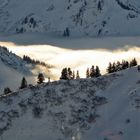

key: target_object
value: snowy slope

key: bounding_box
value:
[0,46,35,92]
[0,67,139,140]
[84,67,140,140]
[0,59,34,93]
[0,46,53,92]
[0,0,140,36]
[0,47,31,74]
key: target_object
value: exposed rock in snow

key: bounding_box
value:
[0,0,140,36]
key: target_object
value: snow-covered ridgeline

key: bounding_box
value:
[0,0,140,36]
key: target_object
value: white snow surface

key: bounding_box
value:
[0,67,140,140]
[0,46,36,93]
[0,0,140,36]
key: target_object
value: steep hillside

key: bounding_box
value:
[0,46,51,92]
[84,67,140,140]
[0,0,140,36]
[0,67,139,140]
[0,46,34,92]
[0,46,31,74]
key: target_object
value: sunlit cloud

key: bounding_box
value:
[0,41,140,80]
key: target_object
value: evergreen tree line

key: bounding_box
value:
[60,67,80,80]
[60,65,101,80]
[107,58,137,73]
[23,55,51,68]
[3,58,138,94]
[86,65,101,78]
[60,58,138,80]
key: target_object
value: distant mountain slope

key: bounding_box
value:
[0,0,140,36]
[0,46,31,74]
[0,67,140,140]
[0,59,34,93]
[0,46,51,92]
[0,46,34,92]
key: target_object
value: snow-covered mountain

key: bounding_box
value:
[0,46,34,92]
[0,67,140,140]
[0,46,51,93]
[0,0,140,36]
[0,47,31,74]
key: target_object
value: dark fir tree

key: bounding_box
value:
[72,70,75,79]
[125,61,129,68]
[116,61,121,71]
[20,77,27,89]
[130,58,137,67]
[60,68,68,80]
[112,62,116,72]
[86,68,90,78]
[66,27,70,37]
[121,60,125,70]
[90,65,95,77]
[63,27,70,37]
[133,58,137,66]
[68,67,73,79]
[107,62,112,73]
[37,73,45,84]
[95,66,101,77]
[76,70,80,79]
[98,1,103,11]
[122,60,127,70]
[4,87,12,94]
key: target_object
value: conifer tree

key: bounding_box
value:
[66,27,70,37]
[60,68,68,80]
[76,70,80,79]
[86,68,90,78]
[37,73,45,84]
[133,58,137,66]
[4,87,12,94]
[112,62,116,72]
[125,61,129,68]
[130,58,137,67]
[20,77,27,89]
[90,65,95,77]
[72,70,75,79]
[98,1,102,11]
[68,67,72,79]
[122,60,128,69]
[63,27,70,37]
[116,61,121,71]
[107,62,112,73]
[95,66,101,77]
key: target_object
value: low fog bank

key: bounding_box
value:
[0,42,139,79]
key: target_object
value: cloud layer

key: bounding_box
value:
[0,41,140,80]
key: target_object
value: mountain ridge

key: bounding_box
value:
[0,67,140,140]
[0,71,118,140]
[0,0,140,36]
